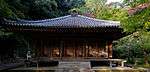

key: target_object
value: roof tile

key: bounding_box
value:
[3,15,120,28]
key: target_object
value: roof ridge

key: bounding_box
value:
[78,15,120,23]
[17,15,71,23]
[4,14,120,24]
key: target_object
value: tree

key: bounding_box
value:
[116,0,150,65]
[113,32,144,63]
[138,31,150,65]
[0,0,85,19]
[76,0,150,65]
[123,0,149,7]
[0,0,17,18]
[73,0,128,21]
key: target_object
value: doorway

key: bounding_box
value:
[63,40,85,58]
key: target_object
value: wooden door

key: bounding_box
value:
[75,43,85,58]
[64,41,75,58]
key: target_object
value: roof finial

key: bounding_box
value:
[71,9,78,17]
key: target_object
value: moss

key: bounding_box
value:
[94,69,147,72]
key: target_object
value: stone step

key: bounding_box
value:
[58,61,91,69]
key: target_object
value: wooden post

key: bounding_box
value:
[60,40,63,59]
[33,39,37,57]
[108,41,112,58]
[43,40,48,57]
[105,44,108,58]
[85,43,88,58]
[49,40,52,58]
[105,41,109,58]
[41,39,43,57]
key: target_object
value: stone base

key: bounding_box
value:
[58,61,91,69]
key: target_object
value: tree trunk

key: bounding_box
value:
[144,51,149,65]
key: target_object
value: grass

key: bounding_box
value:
[94,69,147,72]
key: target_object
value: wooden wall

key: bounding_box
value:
[31,38,112,59]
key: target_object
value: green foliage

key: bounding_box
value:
[30,0,59,19]
[75,0,150,33]
[120,1,150,65]
[124,0,149,7]
[139,32,150,51]
[74,0,128,22]
[0,0,85,19]
[121,7,150,33]
[113,32,144,59]
[75,0,150,64]
[114,31,150,64]
[0,0,16,18]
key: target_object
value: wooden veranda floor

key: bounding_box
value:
[49,58,124,62]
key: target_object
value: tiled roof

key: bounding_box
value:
[2,14,120,28]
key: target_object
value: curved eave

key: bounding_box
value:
[1,14,123,33]
[1,23,122,32]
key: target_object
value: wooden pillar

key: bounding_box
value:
[36,40,40,57]
[48,40,51,58]
[85,43,88,58]
[107,41,113,58]
[105,42,109,58]
[43,40,48,57]
[49,40,52,58]
[35,40,39,57]
[40,39,44,57]
[32,39,37,57]
[60,40,63,59]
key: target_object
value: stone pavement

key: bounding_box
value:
[56,61,92,72]
[10,61,149,72]
[12,61,93,72]
[0,63,24,70]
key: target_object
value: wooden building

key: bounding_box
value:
[1,14,123,60]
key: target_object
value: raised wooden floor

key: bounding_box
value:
[50,58,124,62]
